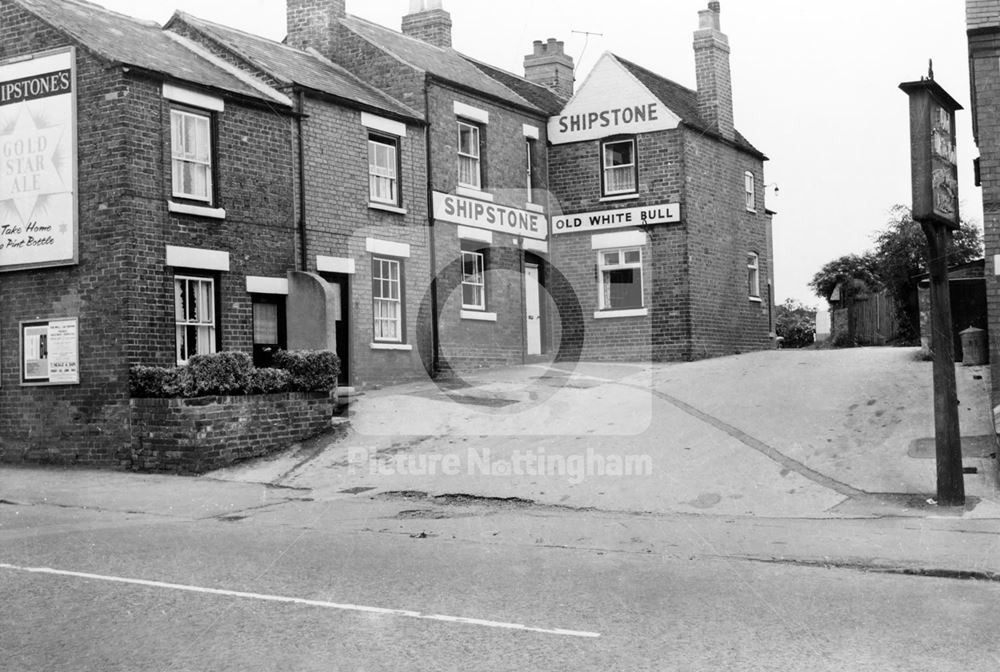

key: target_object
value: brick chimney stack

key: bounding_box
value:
[523,37,575,99]
[402,0,453,49]
[286,0,345,55]
[693,1,734,141]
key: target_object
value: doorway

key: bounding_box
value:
[525,262,542,356]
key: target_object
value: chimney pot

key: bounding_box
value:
[524,36,575,98]
[693,1,734,140]
[402,1,453,48]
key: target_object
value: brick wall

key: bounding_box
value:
[684,129,773,357]
[0,1,133,465]
[129,391,335,473]
[968,26,1000,402]
[968,0,1000,29]
[426,84,551,371]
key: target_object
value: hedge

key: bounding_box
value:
[129,350,339,398]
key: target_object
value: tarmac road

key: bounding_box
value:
[3,491,1000,671]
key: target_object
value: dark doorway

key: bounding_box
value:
[321,272,351,386]
[251,295,287,368]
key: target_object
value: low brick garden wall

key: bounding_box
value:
[129,391,336,473]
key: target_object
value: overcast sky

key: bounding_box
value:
[93,0,979,307]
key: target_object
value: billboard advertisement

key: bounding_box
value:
[0,47,77,271]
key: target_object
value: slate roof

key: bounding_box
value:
[615,54,766,159]
[338,15,542,115]
[462,56,567,116]
[169,12,422,121]
[12,0,278,104]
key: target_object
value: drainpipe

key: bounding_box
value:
[423,81,440,375]
[296,89,308,271]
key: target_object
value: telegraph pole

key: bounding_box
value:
[900,64,965,506]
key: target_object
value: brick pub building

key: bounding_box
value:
[547,3,775,361]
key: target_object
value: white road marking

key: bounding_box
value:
[0,562,600,639]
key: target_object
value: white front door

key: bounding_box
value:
[525,263,541,355]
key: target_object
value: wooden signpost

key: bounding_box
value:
[899,65,965,506]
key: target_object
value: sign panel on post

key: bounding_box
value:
[20,317,79,385]
[0,47,78,271]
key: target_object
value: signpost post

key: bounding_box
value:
[900,65,965,506]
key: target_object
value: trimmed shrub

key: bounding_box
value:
[272,350,340,392]
[248,367,293,394]
[187,351,254,396]
[130,365,193,398]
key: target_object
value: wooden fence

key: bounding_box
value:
[831,290,900,345]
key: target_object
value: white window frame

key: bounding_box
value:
[368,133,400,206]
[458,119,482,189]
[461,249,486,310]
[174,275,217,364]
[602,138,637,196]
[170,108,214,203]
[372,256,403,343]
[745,171,756,212]
[597,247,644,311]
[747,252,761,300]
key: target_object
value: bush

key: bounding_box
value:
[129,365,193,398]
[187,351,254,396]
[272,350,340,393]
[129,350,338,398]
[247,367,293,394]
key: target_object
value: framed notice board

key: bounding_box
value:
[20,317,79,385]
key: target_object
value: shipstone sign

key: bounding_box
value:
[0,47,78,271]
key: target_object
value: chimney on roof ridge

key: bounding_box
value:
[286,0,344,56]
[402,0,453,49]
[693,1,734,141]
[523,37,575,99]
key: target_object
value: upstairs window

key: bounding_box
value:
[747,252,761,299]
[602,138,637,196]
[598,247,643,310]
[457,120,482,189]
[368,134,400,206]
[171,108,214,203]
[745,171,756,212]
[175,275,217,364]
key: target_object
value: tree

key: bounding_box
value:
[871,205,982,340]
[808,253,880,302]
[775,299,816,348]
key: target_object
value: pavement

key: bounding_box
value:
[210,346,1000,519]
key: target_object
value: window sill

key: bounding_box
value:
[599,193,640,203]
[370,342,413,351]
[594,308,648,319]
[525,202,545,213]
[369,202,407,215]
[169,201,226,219]
[746,208,757,214]
[456,186,494,202]
[461,310,498,322]
[749,296,762,303]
